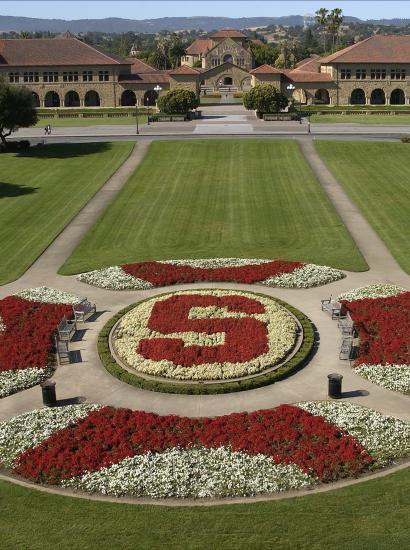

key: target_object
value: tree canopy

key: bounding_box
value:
[157,88,199,114]
[243,84,288,115]
[0,80,38,146]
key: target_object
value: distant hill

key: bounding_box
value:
[0,14,369,33]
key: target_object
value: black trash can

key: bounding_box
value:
[41,380,56,406]
[328,373,343,399]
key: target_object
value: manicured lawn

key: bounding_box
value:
[0,142,133,284]
[311,114,410,124]
[60,139,367,274]
[315,141,410,273]
[34,115,148,127]
[1,468,409,549]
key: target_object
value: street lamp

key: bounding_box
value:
[154,85,162,110]
[286,83,301,123]
[135,98,139,135]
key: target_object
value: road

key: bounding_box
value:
[10,104,410,144]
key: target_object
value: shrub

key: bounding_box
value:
[157,88,199,114]
[401,135,410,143]
[243,84,288,115]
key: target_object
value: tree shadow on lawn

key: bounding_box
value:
[0,181,37,198]
[16,141,112,159]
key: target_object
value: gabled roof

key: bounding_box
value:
[294,55,322,73]
[125,57,156,74]
[209,28,247,39]
[0,37,130,66]
[185,39,214,55]
[321,35,410,63]
[200,61,250,78]
[285,69,333,83]
[119,71,170,84]
[169,65,200,75]
[250,64,283,74]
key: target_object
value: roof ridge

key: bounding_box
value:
[76,37,125,64]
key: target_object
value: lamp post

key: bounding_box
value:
[154,84,162,111]
[286,83,301,123]
[146,95,150,125]
[135,98,139,135]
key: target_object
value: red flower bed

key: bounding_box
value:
[138,294,268,366]
[0,296,72,373]
[342,292,410,365]
[122,260,303,286]
[15,404,372,484]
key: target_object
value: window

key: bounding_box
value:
[370,68,386,80]
[340,69,351,79]
[43,72,59,82]
[237,57,244,67]
[23,72,39,83]
[391,68,406,80]
[355,69,366,79]
[8,72,19,83]
[63,71,79,82]
[98,70,109,81]
[83,70,93,82]
[211,58,220,67]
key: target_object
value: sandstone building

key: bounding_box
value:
[0,31,409,107]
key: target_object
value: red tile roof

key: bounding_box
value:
[126,57,156,74]
[294,55,322,72]
[250,64,283,74]
[209,29,247,39]
[169,65,200,75]
[0,37,130,66]
[285,69,333,83]
[185,39,214,55]
[119,72,170,84]
[321,35,410,63]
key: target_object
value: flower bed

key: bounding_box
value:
[1,402,409,499]
[0,287,80,398]
[77,258,343,290]
[112,290,298,381]
[338,285,410,394]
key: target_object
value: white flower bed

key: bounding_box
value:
[77,266,153,290]
[337,284,407,302]
[15,287,82,305]
[0,367,54,399]
[162,258,272,268]
[76,259,344,290]
[298,401,410,466]
[63,447,314,498]
[0,404,100,468]
[262,264,343,289]
[354,364,410,394]
[113,290,297,380]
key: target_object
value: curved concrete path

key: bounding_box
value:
[0,137,409,424]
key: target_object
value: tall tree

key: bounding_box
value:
[328,8,344,51]
[315,8,329,52]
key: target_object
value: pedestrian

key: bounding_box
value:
[44,126,48,135]
[47,124,52,135]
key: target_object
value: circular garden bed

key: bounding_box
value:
[100,289,315,394]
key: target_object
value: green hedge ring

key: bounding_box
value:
[98,292,316,395]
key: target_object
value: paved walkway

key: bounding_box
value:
[0,136,409,423]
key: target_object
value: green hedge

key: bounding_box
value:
[98,294,315,395]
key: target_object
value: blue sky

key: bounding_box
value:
[1,1,410,21]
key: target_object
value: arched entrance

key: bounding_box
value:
[390,88,405,105]
[350,88,366,105]
[314,89,330,104]
[143,89,158,106]
[84,90,100,107]
[64,90,80,107]
[223,54,233,64]
[121,90,136,106]
[223,76,233,86]
[31,91,40,108]
[44,91,60,107]
[370,89,385,105]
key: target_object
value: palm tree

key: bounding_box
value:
[329,8,344,51]
[315,8,329,53]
